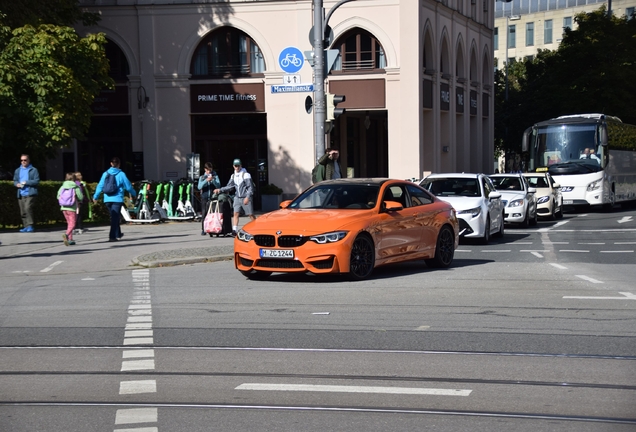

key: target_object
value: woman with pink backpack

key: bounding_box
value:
[57,173,84,246]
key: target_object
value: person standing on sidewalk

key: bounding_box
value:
[13,154,40,232]
[57,172,83,246]
[197,161,220,235]
[92,157,136,242]
[214,158,256,236]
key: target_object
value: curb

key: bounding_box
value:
[132,254,233,268]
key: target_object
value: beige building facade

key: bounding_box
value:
[53,0,495,204]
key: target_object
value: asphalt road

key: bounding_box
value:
[1,206,635,431]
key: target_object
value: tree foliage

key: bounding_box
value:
[0,2,111,168]
[495,6,636,157]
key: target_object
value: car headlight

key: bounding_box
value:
[309,231,348,244]
[236,229,253,242]
[587,180,601,191]
[458,207,481,218]
[537,195,549,204]
[508,199,524,207]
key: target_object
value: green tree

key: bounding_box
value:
[495,6,636,158]
[0,0,111,172]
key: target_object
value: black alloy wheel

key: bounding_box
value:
[349,234,375,280]
[426,226,455,268]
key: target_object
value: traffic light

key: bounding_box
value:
[326,93,346,121]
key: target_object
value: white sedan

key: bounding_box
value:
[523,172,564,219]
[420,173,505,244]
[489,174,538,227]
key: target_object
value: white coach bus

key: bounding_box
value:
[523,113,636,209]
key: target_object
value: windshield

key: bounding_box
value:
[532,124,603,174]
[289,183,380,209]
[490,176,523,191]
[420,178,480,197]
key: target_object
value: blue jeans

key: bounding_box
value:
[105,202,123,240]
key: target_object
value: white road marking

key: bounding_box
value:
[126,323,152,330]
[115,408,158,425]
[578,242,604,245]
[455,249,471,252]
[123,337,154,345]
[618,216,633,224]
[132,295,151,299]
[121,359,155,371]
[559,250,589,253]
[12,271,31,273]
[575,275,604,284]
[123,349,154,359]
[130,300,151,304]
[128,316,152,323]
[615,242,636,245]
[416,326,431,331]
[312,312,330,315]
[550,263,568,270]
[543,241,569,244]
[114,428,158,432]
[530,252,544,258]
[521,250,549,252]
[128,304,152,309]
[600,250,634,253]
[511,241,533,245]
[128,309,152,316]
[564,292,636,300]
[81,277,95,280]
[119,380,157,395]
[480,250,511,253]
[124,330,153,338]
[538,220,570,231]
[236,383,472,396]
[40,261,63,273]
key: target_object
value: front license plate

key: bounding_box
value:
[563,200,574,205]
[260,249,294,259]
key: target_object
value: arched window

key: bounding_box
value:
[191,27,264,78]
[105,40,130,83]
[331,28,385,72]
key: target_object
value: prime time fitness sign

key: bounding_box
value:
[190,83,265,113]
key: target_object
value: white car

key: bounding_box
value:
[523,172,563,219]
[420,173,505,244]
[489,174,538,227]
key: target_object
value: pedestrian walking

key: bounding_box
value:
[57,173,84,246]
[92,157,136,242]
[74,171,90,234]
[197,162,220,235]
[13,154,40,232]
[214,158,256,236]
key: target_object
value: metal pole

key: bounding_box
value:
[313,0,326,162]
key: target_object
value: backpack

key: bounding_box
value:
[58,187,76,207]
[103,173,118,195]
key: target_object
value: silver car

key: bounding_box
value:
[420,173,505,244]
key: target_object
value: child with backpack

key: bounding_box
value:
[57,172,84,246]
[74,171,90,234]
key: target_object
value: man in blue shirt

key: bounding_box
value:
[13,154,40,232]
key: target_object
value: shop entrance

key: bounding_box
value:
[192,113,268,209]
[329,111,388,178]
[77,116,133,182]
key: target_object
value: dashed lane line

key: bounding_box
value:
[40,261,63,273]
[235,383,472,397]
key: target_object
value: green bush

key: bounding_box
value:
[0,181,110,228]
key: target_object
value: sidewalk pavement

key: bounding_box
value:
[1,213,262,269]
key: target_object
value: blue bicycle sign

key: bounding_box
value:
[279,47,304,73]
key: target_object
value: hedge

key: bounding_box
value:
[0,181,111,228]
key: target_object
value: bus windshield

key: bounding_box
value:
[533,124,603,173]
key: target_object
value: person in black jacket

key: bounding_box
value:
[197,162,220,235]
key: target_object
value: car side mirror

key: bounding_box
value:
[279,200,292,209]
[383,200,403,212]
[489,191,502,200]
[552,183,560,189]
[528,187,536,194]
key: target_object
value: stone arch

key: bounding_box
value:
[78,26,138,76]
[331,17,397,69]
[440,28,451,76]
[469,40,479,82]
[455,34,466,79]
[422,20,435,72]
[178,17,275,76]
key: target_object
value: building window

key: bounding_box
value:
[544,19,553,44]
[508,24,516,49]
[105,40,130,83]
[332,28,386,72]
[563,16,572,33]
[627,7,635,20]
[190,27,264,78]
[526,22,534,46]
[494,27,499,50]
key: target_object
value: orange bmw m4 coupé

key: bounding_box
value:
[234,178,459,280]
